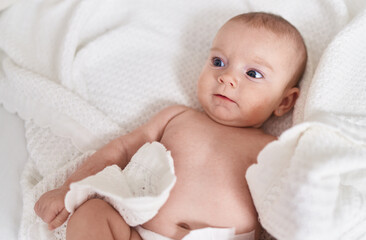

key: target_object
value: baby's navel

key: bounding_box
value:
[177,222,191,230]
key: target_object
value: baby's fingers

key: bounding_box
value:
[48,208,70,230]
[34,199,57,223]
[34,199,52,222]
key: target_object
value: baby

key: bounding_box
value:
[34,12,307,240]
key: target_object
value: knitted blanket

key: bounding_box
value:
[0,0,365,240]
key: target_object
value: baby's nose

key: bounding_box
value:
[217,74,238,88]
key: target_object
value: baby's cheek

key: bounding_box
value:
[197,77,212,98]
[196,85,209,109]
[244,98,274,118]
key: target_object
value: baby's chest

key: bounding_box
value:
[160,118,256,205]
[160,117,258,167]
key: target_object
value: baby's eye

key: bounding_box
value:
[246,70,263,79]
[212,57,225,67]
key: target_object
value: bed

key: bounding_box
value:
[1,0,366,240]
[0,104,27,239]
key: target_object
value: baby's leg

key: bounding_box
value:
[66,199,141,240]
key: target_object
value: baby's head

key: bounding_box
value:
[198,12,307,128]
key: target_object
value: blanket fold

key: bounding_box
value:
[247,118,366,240]
[65,142,177,227]
[0,58,122,152]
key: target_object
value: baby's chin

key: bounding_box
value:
[204,110,253,128]
[199,100,265,128]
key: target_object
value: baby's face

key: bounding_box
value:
[197,20,300,127]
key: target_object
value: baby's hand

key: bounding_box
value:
[34,186,70,230]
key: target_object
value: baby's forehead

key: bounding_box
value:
[215,21,298,52]
[221,19,291,41]
[228,13,298,36]
[221,19,305,60]
[225,14,304,45]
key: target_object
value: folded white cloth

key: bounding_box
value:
[65,142,177,226]
[247,117,366,240]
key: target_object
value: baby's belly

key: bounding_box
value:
[141,161,258,239]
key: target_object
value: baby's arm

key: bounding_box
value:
[34,105,189,230]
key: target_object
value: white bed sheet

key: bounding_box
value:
[0,105,27,240]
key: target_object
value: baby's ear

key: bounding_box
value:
[273,87,300,117]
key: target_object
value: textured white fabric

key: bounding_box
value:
[65,142,176,227]
[0,0,365,240]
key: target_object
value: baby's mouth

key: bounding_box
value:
[214,94,236,103]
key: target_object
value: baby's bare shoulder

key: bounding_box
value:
[157,105,191,117]
[147,105,190,126]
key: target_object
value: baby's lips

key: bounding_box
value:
[214,94,236,103]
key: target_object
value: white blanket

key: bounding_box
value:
[0,0,365,240]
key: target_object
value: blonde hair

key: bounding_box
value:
[231,12,307,87]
